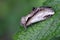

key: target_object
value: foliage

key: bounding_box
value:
[0,0,60,40]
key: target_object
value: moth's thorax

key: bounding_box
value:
[21,7,55,28]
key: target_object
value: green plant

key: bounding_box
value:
[0,0,60,40]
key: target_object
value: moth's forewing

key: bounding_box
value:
[26,8,54,26]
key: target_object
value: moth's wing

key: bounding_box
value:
[20,9,38,27]
[25,11,36,21]
[26,9,54,26]
[25,7,40,21]
[26,12,45,26]
[43,15,53,18]
[40,6,52,9]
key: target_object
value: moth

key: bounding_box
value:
[20,6,54,29]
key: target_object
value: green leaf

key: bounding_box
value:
[13,0,60,40]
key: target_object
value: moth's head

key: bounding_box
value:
[20,17,26,27]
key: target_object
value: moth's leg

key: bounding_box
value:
[23,25,27,30]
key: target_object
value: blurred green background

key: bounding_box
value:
[0,0,60,40]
